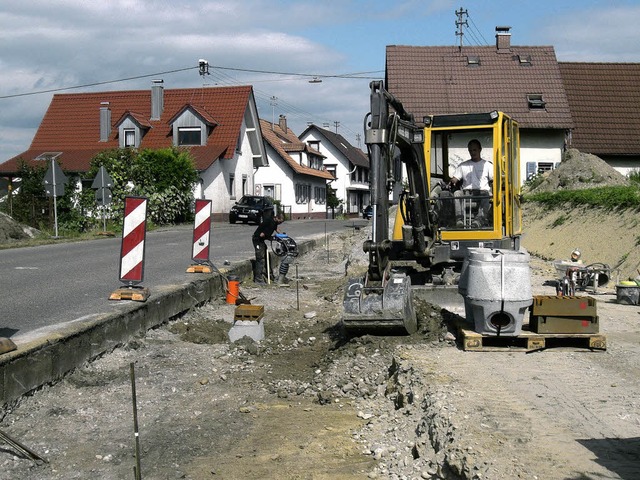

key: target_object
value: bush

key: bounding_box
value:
[89,148,198,226]
[3,148,199,234]
[524,185,640,210]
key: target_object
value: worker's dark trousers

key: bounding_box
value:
[252,237,267,281]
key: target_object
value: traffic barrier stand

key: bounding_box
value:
[109,196,150,302]
[186,199,213,273]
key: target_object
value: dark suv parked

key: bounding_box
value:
[229,195,274,224]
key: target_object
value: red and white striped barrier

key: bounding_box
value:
[119,196,148,283]
[110,196,150,301]
[192,199,212,262]
[187,199,213,273]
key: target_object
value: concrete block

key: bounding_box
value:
[228,319,264,343]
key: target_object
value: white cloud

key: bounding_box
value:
[542,5,640,61]
[1,1,639,163]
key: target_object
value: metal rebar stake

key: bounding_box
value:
[296,264,300,310]
[325,222,329,264]
[130,362,142,480]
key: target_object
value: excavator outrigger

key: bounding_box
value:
[343,80,523,333]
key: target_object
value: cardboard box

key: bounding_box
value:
[529,315,599,334]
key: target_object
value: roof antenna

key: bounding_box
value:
[198,59,210,77]
[455,7,468,50]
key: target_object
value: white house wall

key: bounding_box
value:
[255,144,328,218]
[519,130,565,182]
[254,144,293,202]
[600,157,640,177]
[300,131,351,207]
[201,117,256,218]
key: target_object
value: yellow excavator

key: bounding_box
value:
[343,80,523,333]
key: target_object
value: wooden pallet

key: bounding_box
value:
[234,304,264,321]
[457,322,606,352]
[109,286,150,302]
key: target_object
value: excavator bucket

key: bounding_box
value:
[342,273,417,334]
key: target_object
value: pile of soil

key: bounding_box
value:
[0,212,38,242]
[524,148,629,194]
[520,149,640,281]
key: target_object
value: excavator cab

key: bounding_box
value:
[393,110,523,268]
[342,81,523,334]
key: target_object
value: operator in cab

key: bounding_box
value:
[448,139,493,227]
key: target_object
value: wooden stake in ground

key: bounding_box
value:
[130,362,142,480]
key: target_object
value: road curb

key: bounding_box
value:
[0,238,318,409]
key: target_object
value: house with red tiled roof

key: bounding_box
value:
[256,116,334,219]
[0,81,267,220]
[299,124,370,217]
[559,62,640,175]
[385,27,574,183]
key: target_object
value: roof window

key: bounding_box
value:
[466,55,480,67]
[518,55,532,66]
[527,94,546,110]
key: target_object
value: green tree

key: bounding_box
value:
[8,160,48,228]
[326,186,342,218]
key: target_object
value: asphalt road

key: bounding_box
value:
[1,218,368,339]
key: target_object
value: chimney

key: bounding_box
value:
[151,79,164,120]
[278,114,287,132]
[495,26,511,52]
[99,101,111,142]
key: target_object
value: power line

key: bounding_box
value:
[0,66,197,99]
[217,65,383,80]
[0,59,368,144]
[468,16,490,46]
[203,66,359,139]
[0,64,383,100]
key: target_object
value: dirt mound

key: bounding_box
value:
[0,212,39,242]
[525,148,629,194]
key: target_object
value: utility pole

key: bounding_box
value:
[333,121,340,133]
[270,96,278,130]
[455,7,468,50]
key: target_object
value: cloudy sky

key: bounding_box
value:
[1,0,639,163]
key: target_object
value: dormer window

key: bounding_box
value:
[527,94,546,110]
[178,127,202,146]
[307,140,320,152]
[170,104,216,147]
[115,111,150,148]
[124,129,136,148]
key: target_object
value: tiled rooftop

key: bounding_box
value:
[559,62,640,156]
[0,85,254,174]
[301,125,369,168]
[260,119,333,180]
[385,44,573,130]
